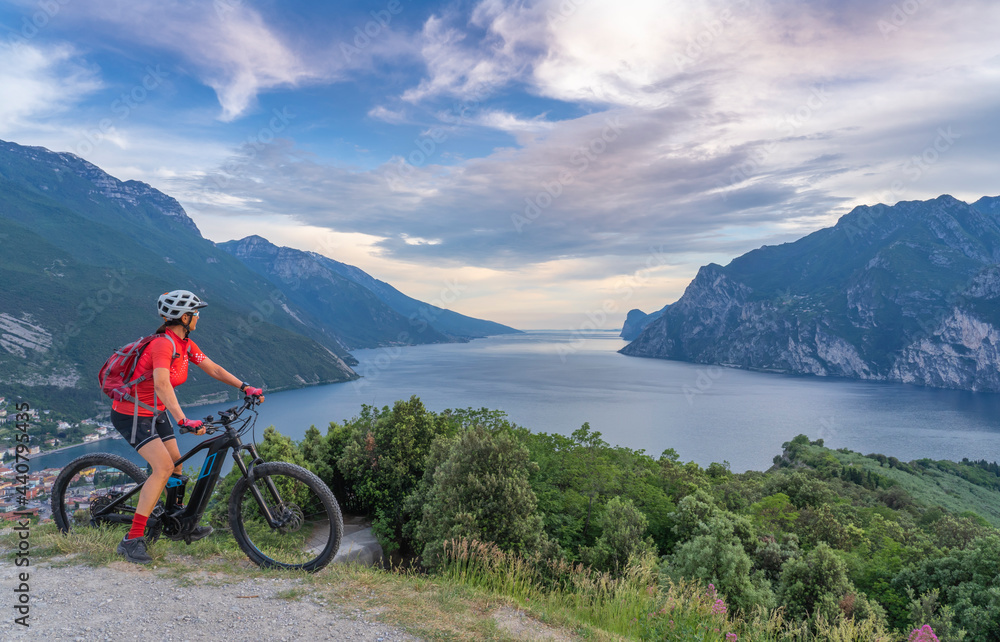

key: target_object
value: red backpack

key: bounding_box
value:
[98,333,187,441]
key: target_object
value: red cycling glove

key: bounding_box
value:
[178,418,204,432]
[244,386,263,397]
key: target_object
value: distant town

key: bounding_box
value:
[0,395,121,521]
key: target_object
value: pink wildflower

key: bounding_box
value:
[706,583,718,600]
[726,634,738,642]
[908,625,939,642]
[712,599,727,616]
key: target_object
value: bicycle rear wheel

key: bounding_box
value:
[51,453,146,535]
[228,462,343,572]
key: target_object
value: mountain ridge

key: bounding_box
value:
[620,194,1000,392]
[218,235,455,349]
[0,137,519,419]
[305,250,521,339]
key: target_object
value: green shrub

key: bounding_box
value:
[412,426,544,569]
[256,425,306,467]
[895,534,1000,640]
[581,496,656,575]
[337,396,454,553]
[777,542,884,626]
[665,515,775,614]
[753,534,801,584]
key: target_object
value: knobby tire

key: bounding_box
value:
[51,453,147,536]
[228,462,343,572]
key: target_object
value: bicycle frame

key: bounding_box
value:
[93,399,285,537]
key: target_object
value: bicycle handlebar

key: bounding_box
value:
[178,395,262,434]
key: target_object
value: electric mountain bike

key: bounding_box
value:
[51,396,342,572]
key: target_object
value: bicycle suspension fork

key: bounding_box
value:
[232,441,287,528]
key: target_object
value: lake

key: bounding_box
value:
[30,330,1000,474]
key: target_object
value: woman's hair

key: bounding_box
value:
[155,317,186,335]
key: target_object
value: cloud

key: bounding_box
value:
[0,42,101,134]
[180,0,1000,277]
[368,105,409,124]
[470,110,555,134]
[400,1,549,103]
[35,0,325,121]
[185,105,837,269]
[7,0,1000,315]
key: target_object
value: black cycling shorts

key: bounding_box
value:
[111,410,176,450]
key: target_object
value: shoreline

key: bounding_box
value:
[32,434,121,459]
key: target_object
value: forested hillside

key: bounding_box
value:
[234,397,1000,640]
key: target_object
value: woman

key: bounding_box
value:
[111,289,264,564]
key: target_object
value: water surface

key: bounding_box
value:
[32,331,1000,473]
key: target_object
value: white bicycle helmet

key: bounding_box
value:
[157,290,208,320]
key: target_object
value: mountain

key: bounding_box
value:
[0,139,359,417]
[309,253,520,339]
[621,194,1000,392]
[218,236,454,349]
[619,305,668,341]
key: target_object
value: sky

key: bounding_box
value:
[1,0,999,329]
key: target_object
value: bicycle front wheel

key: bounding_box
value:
[51,453,146,535]
[228,462,343,572]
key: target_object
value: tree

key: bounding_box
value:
[667,490,718,546]
[666,515,774,613]
[581,496,656,575]
[256,425,306,467]
[778,542,884,625]
[894,534,1000,639]
[337,396,454,553]
[300,425,334,481]
[569,423,614,542]
[413,427,544,569]
[749,492,799,535]
[753,534,800,584]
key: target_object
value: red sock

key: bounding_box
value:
[127,513,148,540]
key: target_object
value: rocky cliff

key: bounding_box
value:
[620,305,668,341]
[621,195,1000,392]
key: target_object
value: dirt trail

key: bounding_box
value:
[0,559,417,641]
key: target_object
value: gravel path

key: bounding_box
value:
[0,560,418,641]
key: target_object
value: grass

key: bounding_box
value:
[433,538,909,642]
[3,524,917,641]
[816,445,1000,526]
[2,523,596,640]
